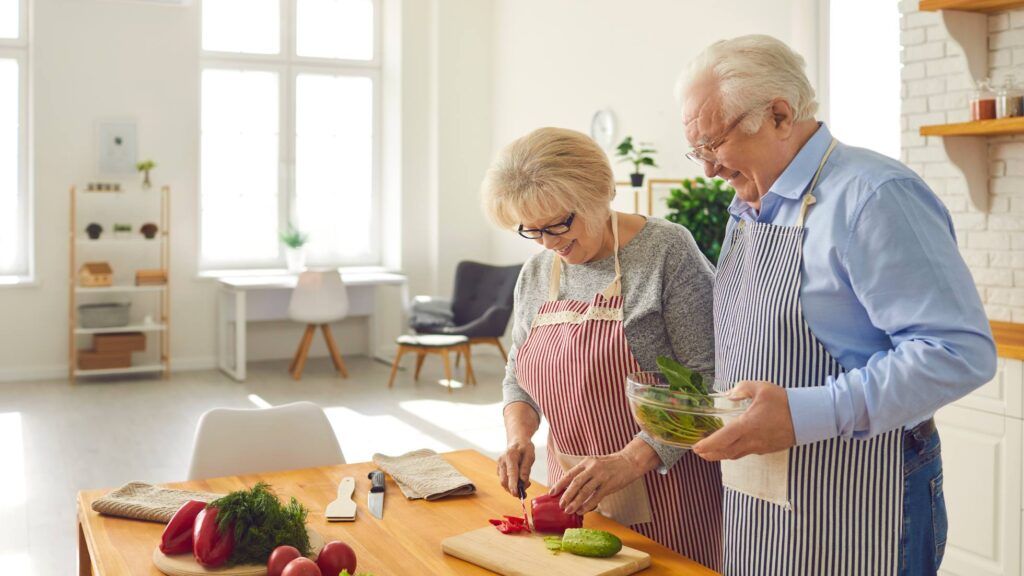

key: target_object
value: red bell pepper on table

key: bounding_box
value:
[159,500,207,555]
[488,515,531,534]
[193,506,235,568]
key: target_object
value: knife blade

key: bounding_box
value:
[517,479,531,531]
[368,470,385,519]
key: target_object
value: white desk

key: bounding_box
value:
[217,271,408,381]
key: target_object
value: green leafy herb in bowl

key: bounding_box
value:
[626,357,748,448]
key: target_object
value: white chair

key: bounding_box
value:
[187,401,345,480]
[288,270,349,380]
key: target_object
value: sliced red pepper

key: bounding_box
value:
[159,500,206,555]
[488,515,530,534]
[193,506,235,568]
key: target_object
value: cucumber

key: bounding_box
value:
[556,528,622,558]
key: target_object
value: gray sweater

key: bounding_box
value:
[502,217,716,469]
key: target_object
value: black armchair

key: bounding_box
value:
[409,261,522,361]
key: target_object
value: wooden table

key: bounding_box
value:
[77,450,718,575]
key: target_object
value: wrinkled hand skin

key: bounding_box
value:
[693,380,797,461]
[497,440,536,496]
[549,453,643,516]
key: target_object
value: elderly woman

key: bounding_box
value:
[481,127,721,568]
[680,36,995,575]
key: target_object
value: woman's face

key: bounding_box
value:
[520,212,608,265]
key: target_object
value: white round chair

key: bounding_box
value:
[186,401,345,480]
[288,270,349,380]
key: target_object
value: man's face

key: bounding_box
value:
[683,81,776,205]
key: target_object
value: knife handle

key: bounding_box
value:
[517,479,526,500]
[368,470,385,493]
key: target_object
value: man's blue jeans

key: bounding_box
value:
[899,418,948,576]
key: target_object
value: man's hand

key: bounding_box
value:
[693,380,796,461]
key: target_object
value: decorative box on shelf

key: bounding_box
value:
[77,350,132,370]
[79,262,114,287]
[93,332,146,354]
[135,269,167,286]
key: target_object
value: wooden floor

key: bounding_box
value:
[0,354,549,576]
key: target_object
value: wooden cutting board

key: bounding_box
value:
[152,528,324,576]
[442,527,651,576]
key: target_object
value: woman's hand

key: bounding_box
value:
[497,440,536,495]
[549,453,641,515]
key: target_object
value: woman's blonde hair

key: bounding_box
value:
[481,127,615,235]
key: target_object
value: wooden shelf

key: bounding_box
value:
[920,0,1024,12]
[74,323,167,335]
[73,364,166,377]
[920,117,1024,136]
[991,321,1024,360]
[76,237,164,245]
[75,285,166,294]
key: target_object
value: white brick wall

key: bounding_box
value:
[901,2,1024,323]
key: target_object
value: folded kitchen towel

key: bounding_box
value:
[91,482,224,523]
[372,449,476,501]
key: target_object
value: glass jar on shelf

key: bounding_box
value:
[996,75,1023,119]
[970,78,997,121]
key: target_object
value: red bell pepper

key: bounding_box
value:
[489,515,530,534]
[193,506,235,568]
[530,493,583,534]
[159,500,207,555]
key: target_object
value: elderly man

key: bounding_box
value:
[680,35,996,575]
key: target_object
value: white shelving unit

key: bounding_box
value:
[69,185,171,381]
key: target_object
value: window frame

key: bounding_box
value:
[0,0,32,282]
[199,0,382,272]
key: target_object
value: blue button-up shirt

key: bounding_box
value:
[719,123,997,445]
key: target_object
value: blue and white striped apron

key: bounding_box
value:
[713,139,904,576]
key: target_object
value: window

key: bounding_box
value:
[827,0,901,160]
[0,0,29,280]
[200,0,380,270]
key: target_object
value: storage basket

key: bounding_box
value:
[78,302,131,329]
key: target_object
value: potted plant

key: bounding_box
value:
[615,136,658,187]
[86,223,103,240]
[140,222,159,240]
[280,223,309,273]
[113,223,133,240]
[664,176,734,264]
[136,159,156,189]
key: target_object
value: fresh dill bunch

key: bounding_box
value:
[210,482,311,566]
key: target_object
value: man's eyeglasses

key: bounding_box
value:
[518,213,575,239]
[684,108,756,168]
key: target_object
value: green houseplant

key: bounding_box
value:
[136,159,157,189]
[615,136,658,187]
[664,177,734,264]
[280,224,309,273]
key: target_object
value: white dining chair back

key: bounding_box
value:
[288,270,349,324]
[187,401,345,480]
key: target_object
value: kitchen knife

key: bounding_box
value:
[368,470,385,519]
[517,479,531,531]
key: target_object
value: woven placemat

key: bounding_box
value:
[91,482,225,524]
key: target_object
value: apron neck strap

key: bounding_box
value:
[795,138,838,228]
[547,211,623,301]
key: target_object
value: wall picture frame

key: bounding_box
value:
[96,120,138,174]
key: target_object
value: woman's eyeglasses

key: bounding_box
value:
[518,213,575,239]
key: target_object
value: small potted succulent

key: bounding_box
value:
[279,223,309,273]
[140,222,159,240]
[136,159,156,189]
[615,136,658,187]
[86,223,103,240]
[113,223,133,239]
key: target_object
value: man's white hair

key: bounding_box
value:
[680,34,818,134]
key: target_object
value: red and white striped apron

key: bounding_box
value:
[516,213,723,570]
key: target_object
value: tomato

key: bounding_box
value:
[268,545,303,576]
[282,557,322,576]
[316,541,357,576]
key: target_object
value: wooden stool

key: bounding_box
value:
[387,334,476,392]
[290,324,349,381]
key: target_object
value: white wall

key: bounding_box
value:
[0,0,496,380]
[488,0,824,265]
